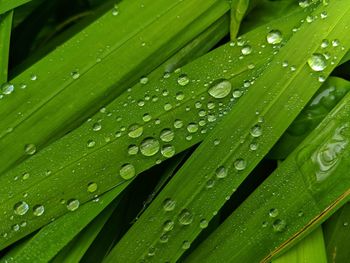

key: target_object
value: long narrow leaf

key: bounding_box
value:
[0,11,13,82]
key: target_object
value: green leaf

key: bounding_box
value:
[0,0,31,15]
[273,227,327,263]
[0,0,229,175]
[104,2,350,262]
[230,0,250,39]
[323,202,350,263]
[0,10,13,82]
[186,70,350,263]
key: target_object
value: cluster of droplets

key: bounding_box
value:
[262,208,287,233]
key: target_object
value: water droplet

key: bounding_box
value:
[163,198,176,211]
[177,74,190,86]
[160,234,169,243]
[308,53,327,72]
[321,39,329,48]
[176,92,185,101]
[160,129,174,142]
[298,211,304,217]
[128,124,143,138]
[87,182,98,193]
[67,199,80,211]
[12,224,20,232]
[262,221,268,228]
[140,137,160,156]
[148,247,155,257]
[1,83,14,95]
[269,208,279,218]
[250,125,262,137]
[215,166,227,179]
[33,205,45,216]
[266,30,283,44]
[139,76,148,85]
[92,123,102,131]
[332,39,340,47]
[320,11,328,19]
[161,145,175,158]
[119,163,136,180]
[234,159,246,171]
[182,240,191,250]
[128,144,139,155]
[22,172,30,180]
[142,113,152,122]
[199,219,208,229]
[241,45,252,55]
[87,140,96,148]
[232,89,242,98]
[178,209,193,225]
[24,144,36,155]
[187,123,198,133]
[163,220,175,232]
[208,79,232,99]
[174,119,183,129]
[272,219,287,232]
[71,71,80,79]
[112,5,119,16]
[30,74,37,81]
[14,201,29,216]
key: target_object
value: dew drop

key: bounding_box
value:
[92,123,102,131]
[87,182,98,193]
[241,45,252,55]
[178,209,193,225]
[159,234,169,243]
[33,205,45,216]
[160,129,174,142]
[140,137,160,156]
[119,163,136,180]
[163,198,176,212]
[128,144,139,155]
[250,125,262,137]
[266,30,283,44]
[269,208,279,218]
[176,92,185,101]
[187,123,199,133]
[161,145,175,158]
[307,53,327,72]
[139,76,149,85]
[199,219,208,229]
[208,79,232,99]
[22,172,30,180]
[128,124,143,138]
[163,220,175,232]
[182,240,191,250]
[142,113,152,122]
[177,74,190,86]
[234,159,246,171]
[14,201,29,216]
[272,219,287,232]
[12,224,20,232]
[232,89,242,98]
[87,140,96,148]
[71,71,80,79]
[215,166,227,179]
[67,199,80,211]
[24,144,36,155]
[174,119,183,129]
[1,83,15,95]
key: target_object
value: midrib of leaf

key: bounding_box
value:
[105,2,350,262]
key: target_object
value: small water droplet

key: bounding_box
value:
[67,199,80,211]
[176,92,185,101]
[163,198,176,211]
[308,53,327,72]
[128,124,143,138]
[24,144,36,155]
[208,79,232,99]
[266,30,283,44]
[174,119,183,129]
[163,220,175,232]
[87,182,98,193]
[272,219,287,232]
[87,140,96,148]
[71,71,80,79]
[269,208,279,218]
[159,234,169,243]
[12,224,20,232]
[142,113,152,122]
[187,123,198,133]
[128,144,139,155]
[1,83,14,95]
[139,76,149,85]
[215,166,227,179]
[14,201,29,216]
[33,205,45,216]
[199,219,208,229]
[119,163,136,180]
[241,45,252,55]
[92,123,102,131]
[22,172,30,180]
[250,125,262,137]
[178,209,193,225]
[182,240,191,250]
[234,159,246,171]
[177,74,190,86]
[161,145,175,158]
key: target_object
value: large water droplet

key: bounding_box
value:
[178,209,193,225]
[241,45,252,55]
[250,125,262,137]
[208,79,232,99]
[119,163,136,180]
[67,199,80,211]
[14,201,29,216]
[33,205,45,216]
[266,30,283,44]
[187,123,198,133]
[308,53,327,72]
[215,166,227,178]
[140,137,160,156]
[234,159,246,171]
